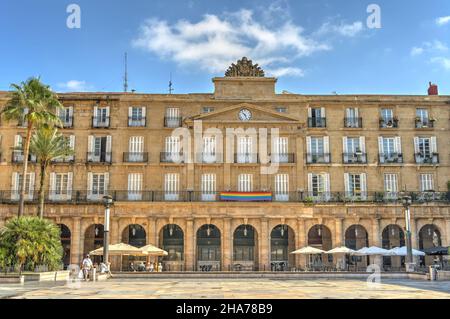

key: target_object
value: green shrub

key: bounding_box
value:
[0,217,63,272]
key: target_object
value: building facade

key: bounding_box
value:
[0,58,449,271]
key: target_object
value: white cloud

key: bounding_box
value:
[132,9,334,76]
[410,40,448,56]
[316,21,364,37]
[431,57,450,70]
[436,16,450,26]
[411,47,424,56]
[57,80,90,92]
[266,67,305,77]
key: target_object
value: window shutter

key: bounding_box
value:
[378,137,384,163]
[29,173,35,198]
[307,173,313,194]
[142,106,146,118]
[342,137,348,153]
[87,172,93,197]
[104,173,109,194]
[354,108,359,118]
[69,135,75,151]
[359,136,366,153]
[345,108,351,119]
[93,106,98,126]
[395,137,401,153]
[324,173,330,195]
[14,135,22,148]
[106,106,110,117]
[323,136,330,154]
[106,136,112,162]
[49,172,56,199]
[307,107,312,117]
[414,137,420,154]
[344,173,350,195]
[68,106,74,118]
[321,107,326,118]
[431,136,437,153]
[306,136,312,153]
[88,135,94,153]
[128,107,133,118]
[360,173,367,196]
[11,172,18,200]
[67,172,73,198]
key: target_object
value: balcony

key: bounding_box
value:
[197,153,220,164]
[11,151,37,164]
[308,117,326,128]
[342,153,367,164]
[379,153,403,164]
[379,118,399,128]
[123,152,149,163]
[86,152,112,164]
[92,117,110,128]
[164,117,182,128]
[52,156,75,164]
[270,153,295,164]
[415,119,435,129]
[1,190,448,204]
[160,152,185,163]
[59,116,73,128]
[128,117,146,127]
[306,153,330,164]
[344,117,363,128]
[234,153,259,164]
[415,153,439,165]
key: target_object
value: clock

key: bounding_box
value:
[238,109,252,121]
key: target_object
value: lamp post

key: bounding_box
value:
[401,195,414,272]
[102,195,113,267]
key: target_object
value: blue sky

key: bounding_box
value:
[1,0,449,95]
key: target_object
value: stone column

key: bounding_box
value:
[335,218,344,247]
[111,217,120,244]
[296,218,305,267]
[410,218,418,249]
[446,219,450,247]
[71,217,81,266]
[371,218,382,268]
[185,218,195,271]
[223,218,232,271]
[260,218,269,271]
[147,217,157,245]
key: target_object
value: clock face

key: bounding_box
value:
[238,109,252,121]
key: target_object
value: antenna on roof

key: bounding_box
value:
[123,52,128,93]
[168,72,174,94]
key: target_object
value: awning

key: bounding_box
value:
[291,246,325,254]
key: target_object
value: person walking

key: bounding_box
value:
[81,254,93,281]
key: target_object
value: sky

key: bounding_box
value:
[1,0,449,95]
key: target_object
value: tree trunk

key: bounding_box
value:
[38,161,48,219]
[18,122,33,217]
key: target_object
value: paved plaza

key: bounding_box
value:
[1,278,450,299]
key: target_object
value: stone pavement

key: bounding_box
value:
[1,278,450,299]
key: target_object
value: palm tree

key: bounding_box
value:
[1,78,63,217]
[30,127,74,219]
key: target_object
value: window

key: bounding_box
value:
[165,107,181,127]
[420,174,434,191]
[128,173,143,200]
[164,173,179,200]
[238,174,253,192]
[306,136,330,163]
[308,107,326,127]
[275,107,287,113]
[344,173,367,199]
[88,136,112,163]
[343,137,366,163]
[164,136,182,162]
[203,107,214,113]
[201,174,216,201]
[49,172,73,200]
[128,107,146,126]
[274,174,289,201]
[272,137,289,163]
[202,136,216,163]
[380,108,397,128]
[345,108,360,128]
[384,174,398,199]
[128,136,145,162]
[11,172,35,200]
[307,173,330,199]
[237,136,255,163]
[93,106,110,127]
[87,172,109,200]
[414,137,438,164]
[378,137,402,163]
[58,106,73,127]
[416,108,428,122]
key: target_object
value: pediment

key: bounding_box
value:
[186,103,301,124]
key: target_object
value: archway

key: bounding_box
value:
[58,224,71,269]
[270,224,295,271]
[345,225,369,270]
[233,225,258,271]
[419,224,442,267]
[84,224,104,264]
[159,224,184,271]
[196,224,221,271]
[307,225,332,267]
[382,224,405,271]
[122,224,147,271]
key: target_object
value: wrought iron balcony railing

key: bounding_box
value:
[344,117,362,128]
[234,153,259,164]
[160,152,185,163]
[51,156,75,164]
[86,152,112,164]
[270,153,295,164]
[0,190,448,204]
[307,117,326,128]
[128,117,146,127]
[379,153,403,164]
[415,119,435,129]
[415,153,439,165]
[92,116,110,128]
[164,116,182,128]
[379,118,399,128]
[342,153,367,164]
[123,152,149,163]
[11,151,37,163]
[306,153,331,164]
[59,116,73,128]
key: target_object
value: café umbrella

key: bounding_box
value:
[389,246,425,256]
[291,246,325,254]
[326,246,355,254]
[353,246,395,256]
[422,246,449,256]
[90,243,147,272]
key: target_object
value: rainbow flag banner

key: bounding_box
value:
[220,192,272,202]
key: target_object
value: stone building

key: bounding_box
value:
[0,57,449,271]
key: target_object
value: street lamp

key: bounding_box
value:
[102,195,113,267]
[401,195,414,272]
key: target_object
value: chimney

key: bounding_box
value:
[428,82,438,95]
